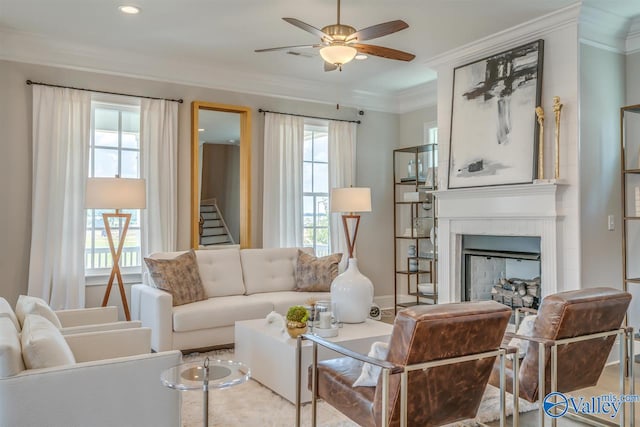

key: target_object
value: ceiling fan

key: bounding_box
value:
[255,0,415,71]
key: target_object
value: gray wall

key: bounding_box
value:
[579,44,625,290]
[398,105,437,148]
[0,59,398,310]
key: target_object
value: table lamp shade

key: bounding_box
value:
[330,187,371,213]
[85,177,146,209]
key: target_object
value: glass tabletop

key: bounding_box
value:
[161,358,250,391]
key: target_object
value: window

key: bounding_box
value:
[424,122,438,145]
[303,123,330,256]
[85,101,142,276]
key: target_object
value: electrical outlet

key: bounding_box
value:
[608,215,615,231]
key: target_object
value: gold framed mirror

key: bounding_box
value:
[191,101,251,249]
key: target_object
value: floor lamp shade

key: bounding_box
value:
[85,178,146,209]
[330,187,371,214]
[85,177,146,321]
[329,187,373,323]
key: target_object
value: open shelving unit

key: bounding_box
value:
[620,105,640,363]
[393,144,438,313]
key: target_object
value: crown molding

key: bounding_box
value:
[579,5,630,54]
[0,27,405,113]
[393,80,437,114]
[423,3,581,71]
[627,16,640,54]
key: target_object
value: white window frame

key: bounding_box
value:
[85,99,142,282]
[303,121,331,256]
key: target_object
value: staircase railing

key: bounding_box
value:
[199,199,235,245]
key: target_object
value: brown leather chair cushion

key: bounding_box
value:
[310,301,511,427]
[489,287,631,402]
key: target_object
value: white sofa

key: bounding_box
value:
[131,247,331,352]
[0,322,181,427]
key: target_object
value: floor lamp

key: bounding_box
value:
[86,177,146,321]
[329,187,374,323]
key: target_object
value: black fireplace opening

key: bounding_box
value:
[462,235,541,310]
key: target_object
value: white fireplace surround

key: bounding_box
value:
[435,182,564,304]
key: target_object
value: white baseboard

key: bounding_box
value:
[373,295,395,311]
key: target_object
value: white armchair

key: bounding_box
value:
[0,296,141,335]
[55,305,142,334]
[0,327,182,427]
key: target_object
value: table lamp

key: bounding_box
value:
[86,177,146,321]
[329,187,374,323]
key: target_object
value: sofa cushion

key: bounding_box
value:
[0,317,24,378]
[21,314,76,370]
[172,296,273,332]
[195,249,246,298]
[295,250,342,292]
[15,295,62,329]
[241,247,313,294]
[144,250,207,307]
[246,291,331,315]
[0,297,20,332]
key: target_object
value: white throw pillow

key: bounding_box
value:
[0,317,25,378]
[21,314,75,369]
[508,315,537,359]
[0,297,20,332]
[353,341,389,387]
[15,295,62,329]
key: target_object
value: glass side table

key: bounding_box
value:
[161,357,251,427]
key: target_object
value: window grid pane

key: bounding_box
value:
[302,124,331,255]
[87,103,142,274]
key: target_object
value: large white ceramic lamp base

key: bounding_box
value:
[331,258,374,324]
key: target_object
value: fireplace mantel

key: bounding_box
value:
[435,182,566,304]
[435,182,566,220]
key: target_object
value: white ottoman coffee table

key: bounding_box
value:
[234,318,393,404]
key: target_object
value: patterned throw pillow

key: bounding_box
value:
[144,250,206,306]
[294,250,342,292]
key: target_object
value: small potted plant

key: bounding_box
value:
[286,305,309,338]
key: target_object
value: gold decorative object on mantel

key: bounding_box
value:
[553,96,563,179]
[535,106,545,180]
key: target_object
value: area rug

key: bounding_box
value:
[180,349,537,427]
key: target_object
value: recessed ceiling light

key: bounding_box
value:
[228,139,236,143]
[355,54,368,60]
[118,5,140,14]
[198,128,205,132]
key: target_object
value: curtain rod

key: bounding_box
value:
[258,108,361,124]
[26,80,183,104]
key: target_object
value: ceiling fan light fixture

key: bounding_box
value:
[118,5,140,14]
[320,45,357,66]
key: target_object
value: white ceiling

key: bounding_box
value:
[1,0,639,109]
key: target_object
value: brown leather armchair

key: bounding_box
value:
[488,287,634,426]
[297,300,512,427]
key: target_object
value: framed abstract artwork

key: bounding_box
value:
[448,39,544,189]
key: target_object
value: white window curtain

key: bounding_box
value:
[28,86,91,309]
[140,99,178,256]
[328,120,357,268]
[262,112,304,248]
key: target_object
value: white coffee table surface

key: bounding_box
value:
[235,318,393,403]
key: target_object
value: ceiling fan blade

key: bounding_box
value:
[324,62,338,72]
[347,20,409,42]
[351,43,415,61]
[255,44,320,53]
[282,18,332,41]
